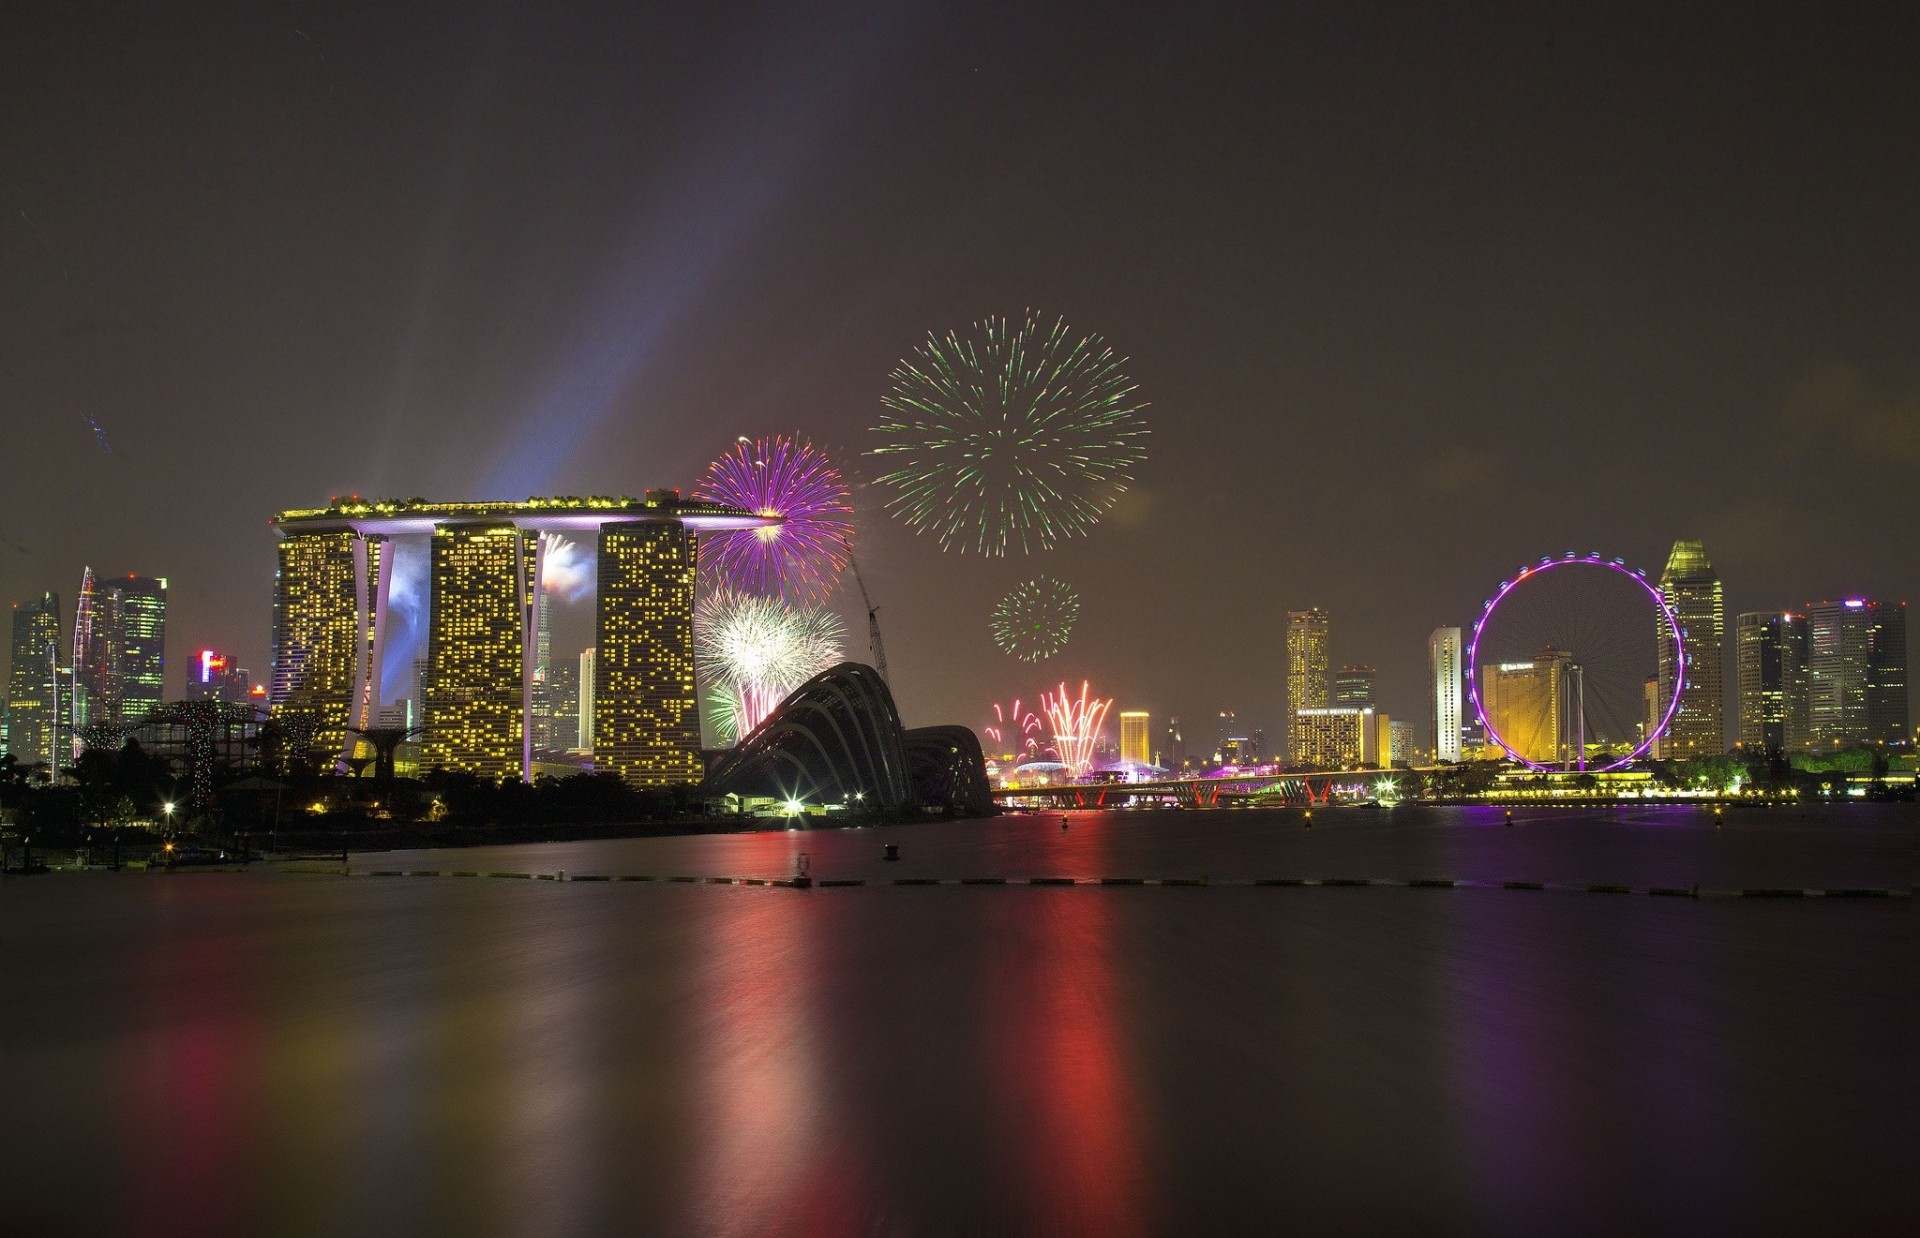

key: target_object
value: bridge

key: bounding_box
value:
[991,768,1439,808]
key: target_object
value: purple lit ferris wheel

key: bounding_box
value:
[1467,553,1686,772]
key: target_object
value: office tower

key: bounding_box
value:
[1119,710,1150,766]
[1389,719,1412,765]
[423,524,534,779]
[1332,665,1376,708]
[71,570,169,729]
[1292,707,1371,768]
[72,568,120,731]
[115,575,168,722]
[1656,540,1725,758]
[1161,715,1184,770]
[1804,599,1908,748]
[579,647,596,751]
[185,649,254,707]
[530,590,554,752]
[1480,649,1570,765]
[1428,626,1463,762]
[1368,712,1392,767]
[6,593,61,767]
[271,494,763,783]
[548,660,581,751]
[1736,612,1809,752]
[1642,676,1662,759]
[595,520,700,786]
[1285,609,1330,760]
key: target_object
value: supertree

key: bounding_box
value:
[983,698,1043,760]
[990,576,1081,661]
[1041,680,1113,776]
[695,588,846,743]
[694,434,853,602]
[868,311,1149,555]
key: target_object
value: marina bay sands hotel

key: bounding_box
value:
[269,493,778,785]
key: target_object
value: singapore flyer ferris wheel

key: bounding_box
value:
[1467,553,1686,772]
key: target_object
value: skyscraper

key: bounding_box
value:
[1736,612,1808,752]
[271,529,381,764]
[1656,540,1725,758]
[595,520,700,786]
[530,588,554,753]
[1285,608,1329,761]
[1292,707,1370,768]
[548,659,581,751]
[6,593,61,768]
[71,570,168,729]
[270,494,767,783]
[1428,626,1463,762]
[185,648,254,707]
[1481,649,1570,765]
[1119,711,1150,766]
[72,568,120,732]
[1332,665,1376,708]
[579,647,596,752]
[1804,599,1908,748]
[1161,715,1184,770]
[114,575,168,722]
[423,524,533,779]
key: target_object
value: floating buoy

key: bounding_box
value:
[1504,809,1513,826]
[883,844,899,862]
[1303,810,1313,828]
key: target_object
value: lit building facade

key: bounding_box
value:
[547,660,580,752]
[1656,540,1725,758]
[579,647,596,751]
[71,570,169,729]
[1293,706,1369,768]
[1736,611,1808,752]
[1804,598,1908,748]
[185,648,255,707]
[1285,608,1329,761]
[595,520,700,786]
[1481,650,1569,765]
[6,593,62,768]
[115,575,168,722]
[424,523,534,779]
[270,494,769,784]
[1332,665,1375,708]
[1119,710,1150,766]
[1429,626,1463,762]
[1161,715,1184,770]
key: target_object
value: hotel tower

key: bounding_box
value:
[269,492,775,786]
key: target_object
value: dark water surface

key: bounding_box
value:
[0,805,1908,1236]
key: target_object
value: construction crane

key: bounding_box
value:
[843,539,889,686]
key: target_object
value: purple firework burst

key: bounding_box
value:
[694,435,853,601]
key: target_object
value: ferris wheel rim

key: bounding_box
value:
[1465,553,1687,773]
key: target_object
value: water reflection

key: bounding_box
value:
[985,893,1148,1236]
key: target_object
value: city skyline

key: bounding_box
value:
[2,6,1913,744]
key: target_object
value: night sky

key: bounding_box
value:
[3,3,1915,742]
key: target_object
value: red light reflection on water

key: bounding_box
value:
[986,894,1149,1237]
[120,936,261,1238]
[688,889,878,1236]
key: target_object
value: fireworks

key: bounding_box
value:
[990,576,1081,661]
[1041,680,1113,776]
[868,312,1149,555]
[695,588,846,743]
[984,698,1042,759]
[539,533,595,601]
[694,434,853,602]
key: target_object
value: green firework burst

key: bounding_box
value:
[868,312,1149,555]
[991,576,1082,662]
